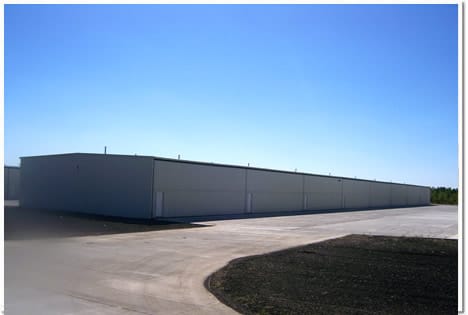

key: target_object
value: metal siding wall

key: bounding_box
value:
[421,187,431,205]
[4,167,7,199]
[369,182,391,208]
[247,170,303,213]
[20,155,154,218]
[343,179,370,209]
[153,160,430,217]
[19,154,432,218]
[4,167,20,200]
[407,186,420,206]
[154,160,246,217]
[304,175,342,210]
[391,184,408,207]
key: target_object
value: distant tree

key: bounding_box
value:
[431,187,458,205]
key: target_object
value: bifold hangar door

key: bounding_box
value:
[246,170,303,213]
[151,158,432,218]
[151,161,307,217]
[152,160,247,217]
[19,153,430,219]
[304,176,342,210]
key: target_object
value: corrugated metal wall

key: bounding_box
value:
[153,160,246,217]
[247,170,303,213]
[370,182,391,208]
[304,176,342,210]
[391,184,408,207]
[20,154,431,219]
[4,166,20,200]
[153,159,431,218]
[343,179,370,209]
[20,154,154,218]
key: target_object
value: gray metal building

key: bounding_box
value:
[5,166,20,200]
[20,153,431,219]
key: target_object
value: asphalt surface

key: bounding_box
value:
[5,205,457,315]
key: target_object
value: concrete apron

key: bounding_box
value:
[5,205,458,315]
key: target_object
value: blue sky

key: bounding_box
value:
[5,5,458,187]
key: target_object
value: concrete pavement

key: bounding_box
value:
[5,205,458,314]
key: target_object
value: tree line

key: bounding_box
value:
[431,187,458,205]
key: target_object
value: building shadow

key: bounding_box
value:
[5,203,439,240]
[4,206,206,241]
[170,204,435,223]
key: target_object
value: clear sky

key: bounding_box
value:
[5,4,458,188]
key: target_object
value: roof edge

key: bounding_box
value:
[20,152,431,189]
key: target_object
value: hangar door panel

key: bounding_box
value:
[343,180,370,209]
[247,170,303,213]
[153,160,246,217]
[303,176,342,210]
[391,184,407,207]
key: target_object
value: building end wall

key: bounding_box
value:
[5,166,21,200]
[20,154,154,218]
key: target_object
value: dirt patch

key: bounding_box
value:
[5,206,204,240]
[206,234,457,315]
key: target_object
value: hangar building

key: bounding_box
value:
[5,166,20,200]
[20,153,431,219]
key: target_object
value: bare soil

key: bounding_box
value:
[206,234,457,315]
